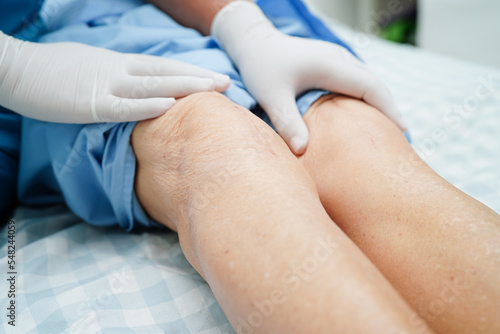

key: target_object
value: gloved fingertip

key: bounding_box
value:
[397,117,409,132]
[140,98,175,120]
[164,97,176,110]
[200,78,216,91]
[214,74,231,91]
[290,135,308,156]
[387,108,408,132]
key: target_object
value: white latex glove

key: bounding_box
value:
[0,31,230,123]
[212,1,407,154]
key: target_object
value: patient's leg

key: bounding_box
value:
[299,95,500,333]
[131,92,427,334]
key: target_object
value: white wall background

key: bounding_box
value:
[305,0,381,29]
[305,0,500,68]
[305,0,356,26]
[418,0,500,68]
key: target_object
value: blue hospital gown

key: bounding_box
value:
[0,0,43,223]
[1,0,356,230]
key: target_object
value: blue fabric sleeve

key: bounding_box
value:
[18,120,159,232]
[0,0,42,35]
[0,108,21,224]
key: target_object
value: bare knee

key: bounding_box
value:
[303,95,409,156]
[131,91,310,229]
[299,95,426,199]
[133,92,253,162]
[133,91,289,167]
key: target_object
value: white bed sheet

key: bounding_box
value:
[1,10,499,334]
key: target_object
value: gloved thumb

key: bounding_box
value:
[263,94,310,155]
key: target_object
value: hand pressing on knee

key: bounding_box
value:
[0,31,230,123]
[212,1,406,154]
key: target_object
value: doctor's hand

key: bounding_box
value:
[212,1,406,155]
[0,31,230,123]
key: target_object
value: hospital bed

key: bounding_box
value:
[1,2,499,333]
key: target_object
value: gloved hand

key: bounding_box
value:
[211,1,406,154]
[0,31,230,123]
